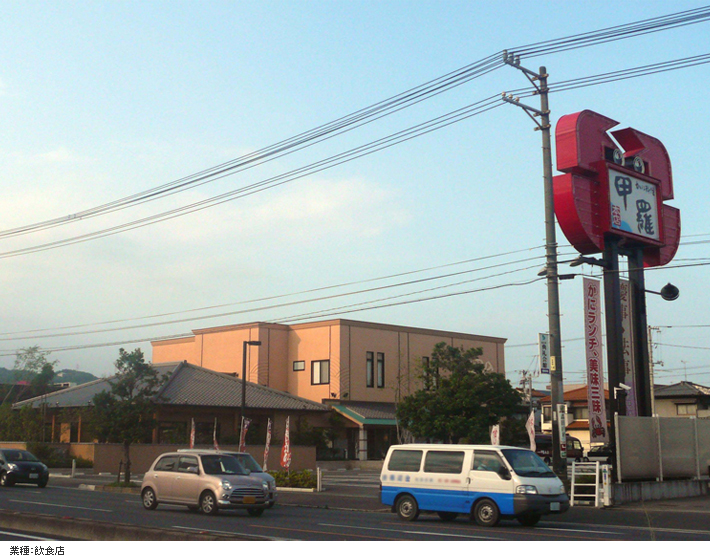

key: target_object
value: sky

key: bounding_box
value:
[1,1,709,391]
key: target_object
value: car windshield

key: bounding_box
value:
[234,453,263,473]
[3,450,39,462]
[501,448,557,477]
[200,455,248,476]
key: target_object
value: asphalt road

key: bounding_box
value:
[0,469,708,541]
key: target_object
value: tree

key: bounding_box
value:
[396,343,522,444]
[90,348,166,484]
[2,346,58,405]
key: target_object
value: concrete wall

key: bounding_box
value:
[613,479,710,504]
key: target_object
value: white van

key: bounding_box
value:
[380,444,569,527]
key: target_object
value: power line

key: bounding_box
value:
[3,7,708,245]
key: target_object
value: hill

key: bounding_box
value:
[0,367,99,386]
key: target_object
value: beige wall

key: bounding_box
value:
[151,319,507,405]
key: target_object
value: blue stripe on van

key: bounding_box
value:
[381,485,515,515]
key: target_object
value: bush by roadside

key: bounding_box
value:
[27,442,93,469]
[268,469,317,489]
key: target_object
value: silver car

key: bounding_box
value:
[141,451,269,516]
[179,449,278,507]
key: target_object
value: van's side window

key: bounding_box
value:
[387,450,423,472]
[473,451,505,472]
[424,451,465,474]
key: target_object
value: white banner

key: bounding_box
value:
[263,418,272,471]
[490,424,500,446]
[280,416,292,469]
[526,411,536,452]
[620,280,638,416]
[583,278,609,444]
[213,417,220,451]
[190,418,195,449]
[557,404,568,459]
[538,333,551,374]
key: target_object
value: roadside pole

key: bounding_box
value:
[502,53,566,480]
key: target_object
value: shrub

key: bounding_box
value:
[268,469,317,489]
[26,443,93,468]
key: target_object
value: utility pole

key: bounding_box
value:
[502,52,566,479]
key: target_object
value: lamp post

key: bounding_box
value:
[241,340,262,429]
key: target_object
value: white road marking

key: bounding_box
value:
[9,500,112,513]
[320,522,503,540]
[171,525,296,541]
[0,530,56,541]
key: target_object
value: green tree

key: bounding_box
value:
[90,348,166,484]
[396,343,522,444]
[2,346,58,405]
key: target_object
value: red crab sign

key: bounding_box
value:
[553,110,680,266]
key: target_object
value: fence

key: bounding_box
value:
[616,415,710,481]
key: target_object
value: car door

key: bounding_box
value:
[146,454,179,501]
[173,455,203,504]
[467,450,515,515]
[418,449,470,513]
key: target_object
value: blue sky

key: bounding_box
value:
[1,1,709,390]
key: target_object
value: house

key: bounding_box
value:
[540,385,610,450]
[151,318,507,459]
[653,381,710,418]
[14,361,331,447]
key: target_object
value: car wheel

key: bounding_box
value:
[200,491,219,515]
[517,513,541,527]
[0,472,14,487]
[37,479,48,489]
[247,507,264,517]
[395,494,419,522]
[267,501,275,509]
[437,511,459,522]
[473,498,500,527]
[141,488,158,510]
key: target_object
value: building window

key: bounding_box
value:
[366,352,374,387]
[574,407,589,420]
[377,352,385,388]
[542,405,551,423]
[293,360,305,371]
[312,360,330,385]
[676,403,697,416]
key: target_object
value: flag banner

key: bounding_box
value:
[263,418,272,471]
[583,277,609,443]
[490,424,500,446]
[557,404,568,458]
[190,418,195,449]
[526,411,536,452]
[280,416,292,469]
[213,418,220,451]
[620,279,638,416]
[239,417,251,453]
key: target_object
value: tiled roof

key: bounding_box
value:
[540,385,609,403]
[331,401,396,426]
[15,362,329,412]
[654,381,710,398]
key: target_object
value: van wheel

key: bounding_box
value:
[437,511,459,522]
[395,495,420,522]
[200,491,219,515]
[473,498,500,527]
[517,513,541,527]
[141,487,158,510]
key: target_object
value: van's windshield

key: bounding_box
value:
[501,448,557,477]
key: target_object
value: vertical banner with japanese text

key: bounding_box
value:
[490,424,500,446]
[190,418,196,449]
[280,416,292,469]
[583,278,609,444]
[619,279,638,416]
[213,418,220,450]
[239,417,251,452]
[263,418,272,471]
[526,411,536,452]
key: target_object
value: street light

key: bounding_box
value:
[241,340,262,430]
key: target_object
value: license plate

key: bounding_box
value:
[550,502,560,511]
[243,496,256,504]
[29,474,39,479]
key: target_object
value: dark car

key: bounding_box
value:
[0,449,49,488]
[586,444,613,464]
[533,434,585,464]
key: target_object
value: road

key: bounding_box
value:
[0,470,708,541]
